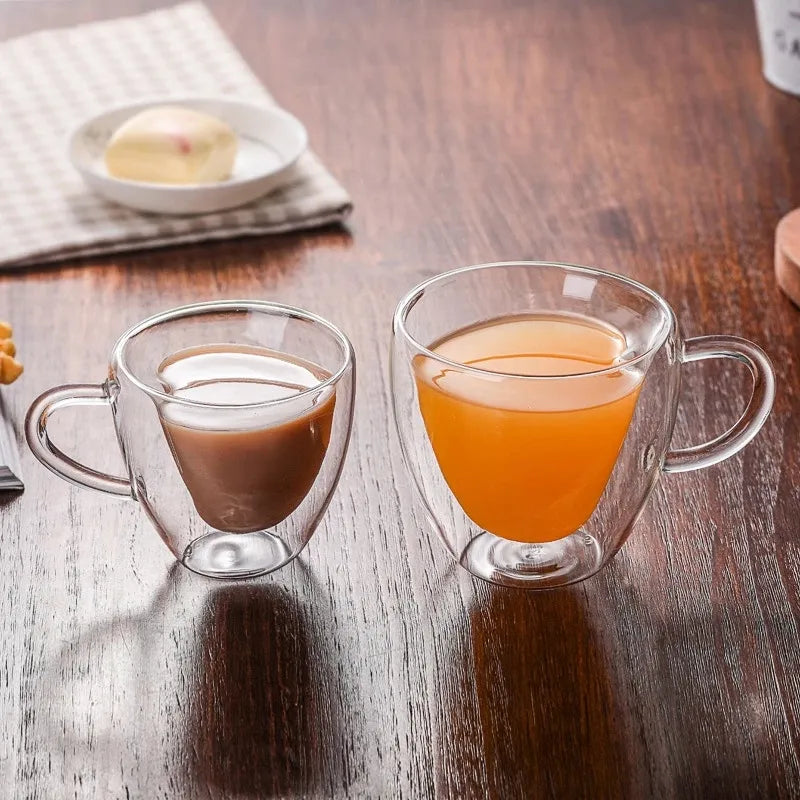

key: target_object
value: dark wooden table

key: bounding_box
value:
[2,0,799,797]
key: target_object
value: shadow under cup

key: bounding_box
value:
[26,301,355,579]
[391,262,774,589]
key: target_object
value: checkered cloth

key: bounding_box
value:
[0,2,352,269]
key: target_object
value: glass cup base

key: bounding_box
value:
[459,530,603,589]
[181,529,294,579]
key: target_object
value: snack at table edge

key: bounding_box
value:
[0,321,22,385]
[104,106,238,185]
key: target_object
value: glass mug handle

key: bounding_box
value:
[25,383,133,497]
[663,336,775,473]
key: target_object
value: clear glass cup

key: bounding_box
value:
[391,262,775,589]
[26,300,355,579]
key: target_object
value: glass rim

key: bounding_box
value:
[392,261,676,380]
[112,299,354,409]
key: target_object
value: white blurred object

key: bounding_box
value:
[755,0,800,95]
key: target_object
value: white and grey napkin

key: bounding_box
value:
[0,2,352,269]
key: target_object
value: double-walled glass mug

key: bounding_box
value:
[391,262,775,589]
[26,300,355,579]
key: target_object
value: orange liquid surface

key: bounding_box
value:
[413,314,642,543]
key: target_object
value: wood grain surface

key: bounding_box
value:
[1,0,799,797]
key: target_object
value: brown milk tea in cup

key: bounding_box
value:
[157,343,335,533]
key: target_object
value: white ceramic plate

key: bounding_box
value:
[69,97,308,215]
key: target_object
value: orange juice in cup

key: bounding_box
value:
[414,313,641,543]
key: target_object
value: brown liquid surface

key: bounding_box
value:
[158,344,335,533]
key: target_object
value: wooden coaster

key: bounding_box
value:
[776,208,800,306]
